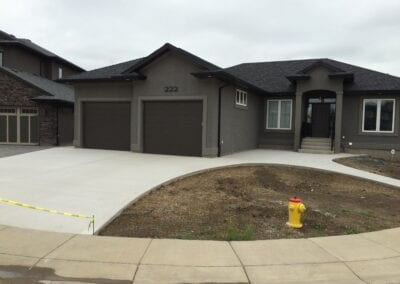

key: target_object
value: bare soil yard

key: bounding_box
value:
[100,165,400,240]
[335,156,400,180]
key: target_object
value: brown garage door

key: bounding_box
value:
[83,102,130,151]
[143,101,203,156]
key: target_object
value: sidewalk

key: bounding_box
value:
[0,225,399,283]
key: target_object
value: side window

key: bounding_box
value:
[58,67,63,79]
[0,51,3,66]
[235,89,248,107]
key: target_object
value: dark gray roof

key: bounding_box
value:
[62,41,400,93]
[64,58,144,81]
[224,58,400,93]
[64,43,219,82]
[0,66,74,103]
[0,30,84,72]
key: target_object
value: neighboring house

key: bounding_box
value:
[64,43,400,158]
[0,30,84,145]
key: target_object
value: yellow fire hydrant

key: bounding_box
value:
[286,197,306,229]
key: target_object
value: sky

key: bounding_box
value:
[1,0,399,76]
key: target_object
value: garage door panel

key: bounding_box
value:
[143,101,202,156]
[83,102,130,151]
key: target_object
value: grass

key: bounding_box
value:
[223,222,254,241]
[178,223,255,241]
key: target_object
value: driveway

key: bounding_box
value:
[0,145,51,158]
[0,147,398,234]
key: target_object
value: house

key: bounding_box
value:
[64,43,400,158]
[0,30,84,145]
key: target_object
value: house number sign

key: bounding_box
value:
[164,86,179,92]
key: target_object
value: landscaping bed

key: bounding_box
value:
[335,156,400,179]
[100,165,400,240]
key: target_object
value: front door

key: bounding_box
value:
[311,103,330,137]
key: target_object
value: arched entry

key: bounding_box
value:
[303,90,336,138]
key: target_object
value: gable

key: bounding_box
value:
[136,51,217,92]
[296,66,344,93]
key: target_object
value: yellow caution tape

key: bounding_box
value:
[0,197,94,233]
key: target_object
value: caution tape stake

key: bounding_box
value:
[0,197,95,234]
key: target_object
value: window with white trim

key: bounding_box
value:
[362,99,395,133]
[235,89,247,107]
[266,99,293,130]
[58,67,63,79]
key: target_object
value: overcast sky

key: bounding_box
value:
[1,0,399,76]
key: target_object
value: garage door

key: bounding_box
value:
[143,101,203,156]
[82,102,130,151]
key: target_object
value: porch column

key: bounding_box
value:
[294,91,303,151]
[334,91,343,153]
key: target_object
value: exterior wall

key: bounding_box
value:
[259,95,296,149]
[58,106,74,145]
[341,94,400,151]
[0,70,59,145]
[132,53,220,156]
[220,86,262,155]
[73,81,132,147]
[51,60,80,80]
[75,52,267,157]
[0,45,81,80]
[1,45,43,76]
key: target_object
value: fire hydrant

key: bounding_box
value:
[286,197,306,229]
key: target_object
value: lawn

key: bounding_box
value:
[100,165,400,240]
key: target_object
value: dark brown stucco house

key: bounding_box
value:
[65,43,400,158]
[0,30,84,145]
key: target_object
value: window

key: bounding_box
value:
[21,108,39,114]
[0,51,3,66]
[58,67,63,79]
[235,89,247,107]
[362,99,395,133]
[266,99,292,130]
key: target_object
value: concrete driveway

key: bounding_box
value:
[0,147,398,234]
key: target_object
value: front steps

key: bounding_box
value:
[299,137,333,154]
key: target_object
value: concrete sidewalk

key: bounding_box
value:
[0,147,399,234]
[0,225,399,283]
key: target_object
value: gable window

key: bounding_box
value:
[362,99,395,133]
[235,89,247,107]
[0,51,3,66]
[58,67,63,79]
[266,99,292,130]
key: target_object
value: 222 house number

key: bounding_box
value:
[164,86,178,92]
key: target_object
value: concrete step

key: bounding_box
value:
[298,148,334,154]
[301,141,331,147]
[301,144,332,151]
[302,137,331,142]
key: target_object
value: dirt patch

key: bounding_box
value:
[335,156,400,179]
[100,165,400,240]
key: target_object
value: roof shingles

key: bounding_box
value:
[0,66,74,103]
[64,43,400,93]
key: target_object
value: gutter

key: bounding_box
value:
[217,83,229,157]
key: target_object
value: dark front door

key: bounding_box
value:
[82,102,131,151]
[312,103,330,137]
[143,101,203,156]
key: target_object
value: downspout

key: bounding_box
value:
[217,84,229,157]
[56,103,59,146]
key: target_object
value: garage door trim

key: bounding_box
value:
[137,96,207,156]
